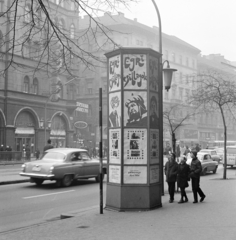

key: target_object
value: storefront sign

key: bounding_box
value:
[76,102,89,113]
[74,121,88,129]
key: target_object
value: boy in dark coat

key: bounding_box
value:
[164,153,179,203]
[177,155,190,203]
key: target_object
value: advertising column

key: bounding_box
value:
[106,48,162,211]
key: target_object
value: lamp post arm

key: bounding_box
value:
[151,0,162,54]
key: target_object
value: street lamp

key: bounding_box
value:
[151,0,177,195]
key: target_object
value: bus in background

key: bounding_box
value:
[226,146,236,167]
[208,140,236,148]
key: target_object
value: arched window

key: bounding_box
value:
[55,0,60,5]
[24,4,31,23]
[33,78,38,94]
[70,24,75,39]
[23,76,30,93]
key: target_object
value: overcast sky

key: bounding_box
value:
[120,0,236,61]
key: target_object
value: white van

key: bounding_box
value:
[226,146,236,167]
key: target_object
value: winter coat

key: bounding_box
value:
[189,157,202,178]
[164,160,179,182]
[177,163,190,188]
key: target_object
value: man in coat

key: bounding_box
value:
[189,150,206,203]
[164,153,179,203]
[43,139,54,152]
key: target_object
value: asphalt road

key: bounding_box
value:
[0,178,107,233]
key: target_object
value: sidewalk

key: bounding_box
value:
[1,166,236,240]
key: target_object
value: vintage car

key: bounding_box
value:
[187,152,218,175]
[199,149,221,163]
[20,148,107,187]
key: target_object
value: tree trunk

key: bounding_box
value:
[172,132,176,157]
[223,125,227,179]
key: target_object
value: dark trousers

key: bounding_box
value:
[191,177,205,201]
[167,182,176,200]
[180,187,188,199]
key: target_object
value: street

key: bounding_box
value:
[0,177,107,233]
[0,163,233,235]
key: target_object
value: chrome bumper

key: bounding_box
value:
[19,172,55,180]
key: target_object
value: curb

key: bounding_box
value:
[0,179,29,185]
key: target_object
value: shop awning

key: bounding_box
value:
[50,130,66,136]
[15,128,35,135]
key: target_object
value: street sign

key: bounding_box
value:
[74,121,88,129]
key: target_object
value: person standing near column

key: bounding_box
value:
[164,153,179,203]
[189,150,206,203]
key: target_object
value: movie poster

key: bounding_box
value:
[124,91,147,127]
[109,129,121,164]
[124,129,147,164]
[149,55,159,92]
[109,165,121,184]
[150,165,159,184]
[123,166,147,184]
[150,129,159,164]
[109,55,121,92]
[123,54,147,90]
[109,91,121,128]
[149,93,159,129]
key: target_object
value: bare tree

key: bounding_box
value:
[163,103,200,156]
[189,71,236,179]
[0,0,137,76]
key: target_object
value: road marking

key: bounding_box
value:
[23,190,75,199]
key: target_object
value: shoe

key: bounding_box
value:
[200,196,206,202]
[169,200,173,203]
[193,201,198,204]
[178,200,184,204]
[184,198,188,202]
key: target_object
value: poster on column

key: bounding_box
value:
[149,55,159,92]
[150,129,159,164]
[109,91,121,128]
[124,91,147,127]
[124,128,147,164]
[109,129,121,164]
[150,165,159,184]
[109,165,121,184]
[124,166,147,184]
[149,92,159,129]
[123,54,147,90]
[109,55,121,92]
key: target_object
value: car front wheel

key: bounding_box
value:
[62,175,73,187]
[202,168,207,176]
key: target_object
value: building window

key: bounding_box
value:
[0,0,4,12]
[165,50,168,60]
[171,52,175,62]
[24,4,31,23]
[70,1,75,11]
[58,19,65,32]
[55,0,60,5]
[192,59,195,69]
[70,24,75,39]
[179,87,183,100]
[88,104,92,116]
[33,78,38,94]
[123,37,129,46]
[186,57,189,66]
[23,76,30,93]
[0,30,3,51]
[179,72,182,83]
[68,84,75,100]
[87,82,93,94]
[179,55,182,65]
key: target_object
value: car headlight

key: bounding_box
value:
[21,164,26,172]
[49,166,54,173]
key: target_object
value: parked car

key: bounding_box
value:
[187,152,218,175]
[199,149,221,163]
[20,148,107,187]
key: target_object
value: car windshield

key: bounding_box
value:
[41,152,66,161]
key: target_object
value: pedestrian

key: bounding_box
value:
[189,150,206,203]
[177,155,190,203]
[35,149,40,160]
[164,152,179,203]
[176,144,180,163]
[43,139,54,152]
[25,144,31,161]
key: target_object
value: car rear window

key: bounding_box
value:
[42,152,66,161]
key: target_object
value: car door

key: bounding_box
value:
[69,152,85,179]
[210,150,219,162]
[202,154,211,170]
[206,154,215,171]
[81,152,99,177]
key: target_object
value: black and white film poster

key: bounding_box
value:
[109,129,121,164]
[109,55,121,92]
[150,129,159,164]
[123,54,147,90]
[149,93,159,129]
[124,129,147,164]
[123,166,147,184]
[150,165,159,184]
[109,91,121,128]
[109,165,121,184]
[149,55,159,92]
[124,91,147,127]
